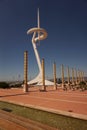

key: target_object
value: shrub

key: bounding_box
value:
[0,82,10,89]
[9,82,23,88]
[79,81,86,91]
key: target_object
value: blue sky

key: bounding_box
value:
[0,0,87,81]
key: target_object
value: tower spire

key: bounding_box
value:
[37,8,40,41]
[37,8,40,28]
[27,8,54,85]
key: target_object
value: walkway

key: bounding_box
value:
[0,87,87,120]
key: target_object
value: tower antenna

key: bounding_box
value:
[37,8,40,42]
[37,8,40,28]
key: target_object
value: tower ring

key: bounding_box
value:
[27,27,48,42]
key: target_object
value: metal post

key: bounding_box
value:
[24,51,28,92]
[53,62,57,90]
[67,66,70,86]
[42,58,46,91]
[75,69,78,84]
[61,64,64,88]
[78,70,81,83]
[80,71,83,81]
[72,68,74,85]
[82,72,85,81]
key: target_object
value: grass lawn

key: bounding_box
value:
[0,101,87,130]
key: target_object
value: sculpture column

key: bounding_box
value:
[24,51,28,92]
[75,69,78,84]
[72,68,74,85]
[67,66,70,86]
[78,70,81,83]
[53,62,57,90]
[61,64,64,88]
[80,71,83,82]
[82,72,85,81]
[41,58,46,91]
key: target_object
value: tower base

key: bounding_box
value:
[28,73,54,85]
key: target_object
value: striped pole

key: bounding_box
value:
[42,58,46,91]
[75,69,78,84]
[67,66,70,85]
[53,62,57,90]
[78,70,81,83]
[72,68,74,85]
[24,51,28,92]
[83,71,85,81]
[61,64,64,88]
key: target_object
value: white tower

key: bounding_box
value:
[27,9,54,85]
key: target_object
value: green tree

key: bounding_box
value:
[0,82,10,89]
[79,81,86,91]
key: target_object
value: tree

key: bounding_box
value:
[79,81,86,91]
[0,82,10,89]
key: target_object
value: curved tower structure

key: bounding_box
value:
[27,9,54,85]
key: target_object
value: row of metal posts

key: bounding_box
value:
[61,64,85,88]
[24,51,85,92]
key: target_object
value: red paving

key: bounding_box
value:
[0,87,87,118]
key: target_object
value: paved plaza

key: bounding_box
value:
[0,87,87,120]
